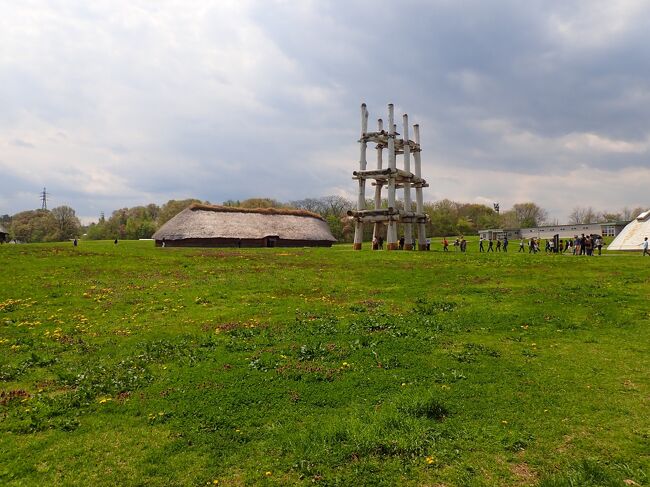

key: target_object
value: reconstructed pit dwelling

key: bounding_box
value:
[348,103,430,250]
[152,204,336,248]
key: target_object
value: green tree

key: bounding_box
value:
[511,202,548,228]
[238,198,284,209]
[51,205,81,240]
[157,199,204,226]
[424,199,458,237]
[10,210,58,242]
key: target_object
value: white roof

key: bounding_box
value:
[607,210,650,250]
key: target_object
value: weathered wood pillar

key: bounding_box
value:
[353,103,368,250]
[372,118,384,246]
[386,104,398,250]
[402,114,413,250]
[414,123,427,250]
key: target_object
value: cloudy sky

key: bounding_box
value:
[2,0,649,223]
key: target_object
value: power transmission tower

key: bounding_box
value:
[40,187,50,210]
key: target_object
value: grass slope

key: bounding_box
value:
[0,241,648,486]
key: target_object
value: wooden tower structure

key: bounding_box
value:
[349,103,429,250]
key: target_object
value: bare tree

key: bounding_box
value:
[320,195,353,217]
[568,206,599,224]
[512,202,548,227]
[290,198,324,214]
[622,206,647,221]
[600,211,622,222]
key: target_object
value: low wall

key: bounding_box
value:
[155,238,333,248]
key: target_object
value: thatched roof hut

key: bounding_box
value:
[152,204,337,248]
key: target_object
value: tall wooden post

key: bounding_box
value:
[402,114,413,250]
[387,104,398,250]
[414,123,427,250]
[350,102,429,253]
[354,103,368,250]
[372,118,384,245]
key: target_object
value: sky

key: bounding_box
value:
[1,0,649,223]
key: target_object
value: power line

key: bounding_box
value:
[40,187,49,210]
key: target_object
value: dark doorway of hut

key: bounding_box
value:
[266,236,279,248]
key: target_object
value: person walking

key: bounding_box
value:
[399,236,405,250]
[460,238,467,252]
[503,236,509,252]
[585,236,593,256]
[596,236,603,255]
[479,237,485,252]
[496,239,502,252]
[378,236,384,250]
[442,238,449,251]
[487,239,494,252]
[642,237,649,256]
[519,239,525,252]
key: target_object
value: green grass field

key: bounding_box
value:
[1,241,648,486]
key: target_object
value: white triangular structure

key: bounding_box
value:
[608,210,650,250]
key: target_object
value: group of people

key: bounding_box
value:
[475,234,606,255]
[478,236,509,252]
[371,234,650,255]
[518,234,606,255]
[371,235,431,250]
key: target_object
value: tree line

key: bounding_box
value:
[1,198,646,243]
[1,206,82,243]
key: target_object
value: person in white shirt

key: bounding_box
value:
[642,237,649,256]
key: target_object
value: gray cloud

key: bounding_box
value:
[1,0,649,223]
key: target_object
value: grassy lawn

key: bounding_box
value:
[0,240,648,486]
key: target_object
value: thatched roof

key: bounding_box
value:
[152,205,336,242]
[608,210,650,250]
[187,203,325,221]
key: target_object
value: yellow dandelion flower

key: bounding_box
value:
[265,471,272,476]
[425,456,434,465]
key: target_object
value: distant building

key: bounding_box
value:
[152,204,337,248]
[478,228,522,240]
[608,210,650,251]
[520,222,628,239]
[479,222,629,240]
[0,224,8,243]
